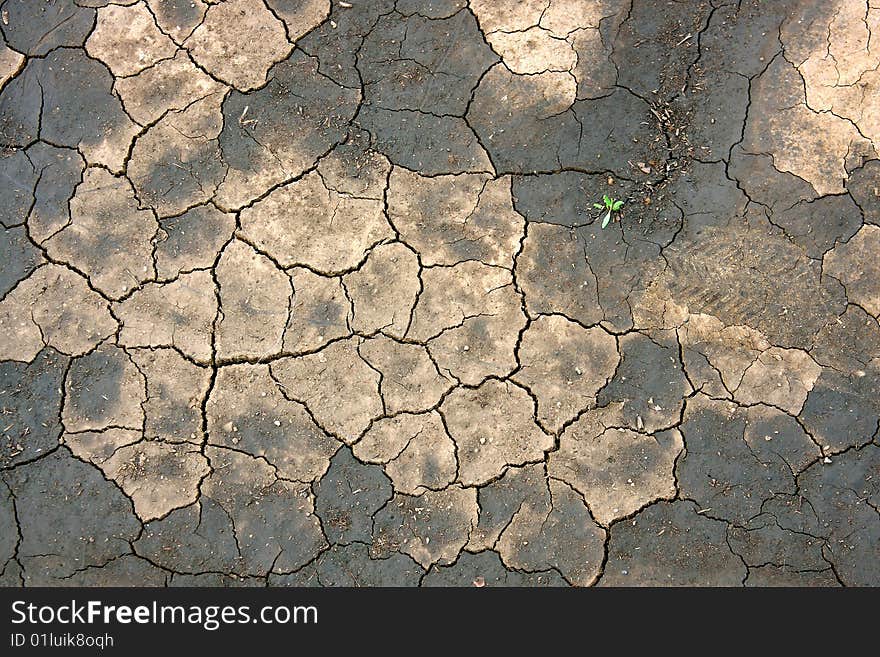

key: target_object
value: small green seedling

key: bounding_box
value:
[593,195,624,228]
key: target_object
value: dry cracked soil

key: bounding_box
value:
[1,0,879,587]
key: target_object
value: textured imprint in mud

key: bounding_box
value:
[1,0,879,587]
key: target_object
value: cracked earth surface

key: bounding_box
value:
[1,0,879,588]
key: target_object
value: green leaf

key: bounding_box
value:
[593,202,604,209]
[601,210,611,229]
[603,194,611,205]
[612,200,624,211]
